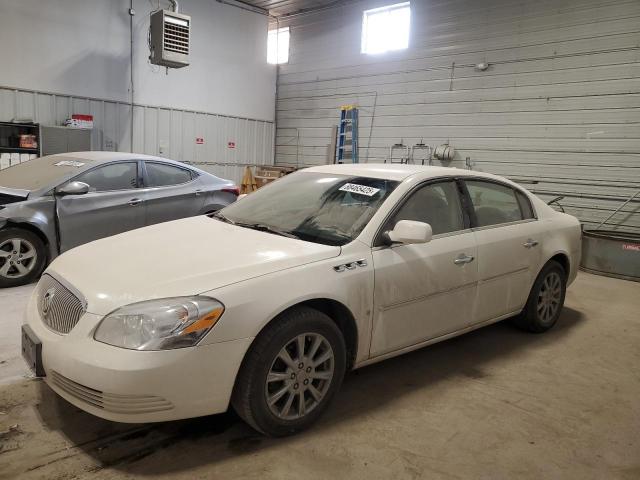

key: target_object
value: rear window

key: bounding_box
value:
[0,155,95,191]
[145,162,192,187]
[465,180,524,227]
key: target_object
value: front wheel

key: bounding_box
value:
[232,306,346,436]
[513,260,567,333]
[0,228,47,288]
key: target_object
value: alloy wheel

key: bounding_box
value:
[0,238,38,279]
[537,271,562,325]
[265,332,335,421]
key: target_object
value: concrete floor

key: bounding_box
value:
[0,284,35,386]
[0,272,638,479]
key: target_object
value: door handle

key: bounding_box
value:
[454,254,475,265]
[523,239,539,249]
[128,198,143,206]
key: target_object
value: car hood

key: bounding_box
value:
[47,216,341,315]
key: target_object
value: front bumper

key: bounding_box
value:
[24,293,253,423]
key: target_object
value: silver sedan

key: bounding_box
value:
[0,151,238,287]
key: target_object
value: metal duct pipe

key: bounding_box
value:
[434,144,455,162]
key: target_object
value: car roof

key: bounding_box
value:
[50,151,183,166]
[304,163,511,183]
[0,152,210,193]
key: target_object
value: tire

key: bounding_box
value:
[232,306,347,437]
[0,227,47,288]
[513,260,567,333]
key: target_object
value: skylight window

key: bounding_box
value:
[361,2,410,55]
[267,27,290,64]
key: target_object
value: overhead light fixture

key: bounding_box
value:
[475,62,489,71]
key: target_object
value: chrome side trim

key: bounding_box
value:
[380,281,477,312]
[471,218,538,233]
[478,266,529,284]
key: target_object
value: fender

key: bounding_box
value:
[198,204,225,215]
[540,217,581,285]
[200,244,373,365]
[198,189,238,215]
[0,197,59,261]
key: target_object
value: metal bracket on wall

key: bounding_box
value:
[449,62,456,91]
[386,142,410,164]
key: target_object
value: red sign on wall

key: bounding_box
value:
[227,141,236,149]
[195,137,204,144]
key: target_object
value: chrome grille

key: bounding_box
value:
[51,371,174,414]
[36,275,86,334]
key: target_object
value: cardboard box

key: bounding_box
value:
[65,117,94,129]
[19,134,37,149]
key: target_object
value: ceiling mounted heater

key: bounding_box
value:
[149,9,191,68]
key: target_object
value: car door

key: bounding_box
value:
[141,161,204,226]
[370,179,478,357]
[56,161,145,252]
[462,179,543,322]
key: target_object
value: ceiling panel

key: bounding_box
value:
[238,0,344,17]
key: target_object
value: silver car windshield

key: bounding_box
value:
[0,155,95,191]
[218,172,399,246]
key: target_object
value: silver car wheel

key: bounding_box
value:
[537,271,562,325]
[265,332,335,421]
[0,238,38,279]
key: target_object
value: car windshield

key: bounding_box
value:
[218,172,399,246]
[0,155,95,191]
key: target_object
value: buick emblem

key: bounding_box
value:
[42,288,56,318]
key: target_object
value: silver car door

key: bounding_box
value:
[56,161,145,251]
[141,161,205,226]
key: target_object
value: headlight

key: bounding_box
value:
[94,297,224,351]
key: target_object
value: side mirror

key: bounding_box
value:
[385,220,432,245]
[57,181,90,196]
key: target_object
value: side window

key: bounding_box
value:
[388,181,465,235]
[74,162,138,192]
[516,190,535,219]
[145,162,192,187]
[465,180,524,227]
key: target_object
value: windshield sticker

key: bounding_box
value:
[55,160,85,167]
[339,183,380,197]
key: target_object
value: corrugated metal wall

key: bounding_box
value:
[0,86,274,185]
[274,0,640,232]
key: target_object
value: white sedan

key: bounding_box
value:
[22,164,581,436]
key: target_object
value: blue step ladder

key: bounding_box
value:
[335,105,358,163]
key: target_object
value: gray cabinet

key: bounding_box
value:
[41,126,91,156]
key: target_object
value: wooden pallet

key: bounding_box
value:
[253,165,296,188]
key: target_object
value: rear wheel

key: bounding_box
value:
[0,228,47,288]
[232,306,346,436]
[513,260,566,333]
